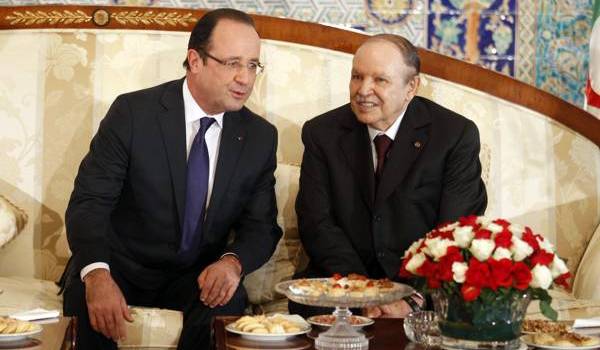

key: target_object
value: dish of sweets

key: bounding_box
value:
[521,319,600,349]
[0,317,42,342]
[289,273,396,298]
[225,314,311,341]
[275,273,414,307]
[307,314,374,329]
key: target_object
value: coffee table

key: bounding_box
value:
[213,316,430,350]
[0,317,74,350]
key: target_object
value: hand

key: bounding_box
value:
[197,255,242,308]
[362,299,413,318]
[84,269,134,342]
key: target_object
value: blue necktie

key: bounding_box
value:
[179,117,215,261]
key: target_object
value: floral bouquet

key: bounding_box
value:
[399,216,570,348]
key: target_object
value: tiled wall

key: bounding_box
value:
[0,0,593,107]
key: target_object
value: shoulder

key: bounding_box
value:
[237,106,277,136]
[304,103,355,133]
[115,79,181,107]
[410,96,478,135]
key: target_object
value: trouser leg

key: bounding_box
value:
[159,270,247,350]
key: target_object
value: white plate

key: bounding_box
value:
[521,334,600,349]
[225,315,311,342]
[0,324,42,342]
[307,315,374,329]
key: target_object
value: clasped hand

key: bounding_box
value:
[198,255,242,308]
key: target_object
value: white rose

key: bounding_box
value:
[550,255,569,278]
[511,236,534,261]
[509,224,524,238]
[537,236,555,254]
[403,238,424,258]
[453,225,474,248]
[493,247,513,260]
[486,222,504,234]
[424,237,457,261]
[470,239,495,261]
[531,265,553,289]
[406,253,427,274]
[452,262,468,283]
[477,216,492,226]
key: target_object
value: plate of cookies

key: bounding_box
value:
[226,314,311,341]
[0,317,42,342]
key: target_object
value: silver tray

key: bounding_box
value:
[275,278,414,308]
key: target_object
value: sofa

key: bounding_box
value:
[0,5,599,348]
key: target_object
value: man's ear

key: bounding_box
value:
[187,49,202,73]
[407,74,420,98]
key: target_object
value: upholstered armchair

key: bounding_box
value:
[0,5,599,347]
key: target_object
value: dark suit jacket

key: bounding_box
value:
[296,97,487,280]
[64,78,282,288]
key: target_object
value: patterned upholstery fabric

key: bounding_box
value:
[0,29,598,347]
[0,195,27,248]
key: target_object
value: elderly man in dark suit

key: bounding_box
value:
[61,9,282,350]
[291,34,487,318]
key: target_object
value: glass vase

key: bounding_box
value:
[431,289,530,350]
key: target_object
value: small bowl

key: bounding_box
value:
[403,311,441,346]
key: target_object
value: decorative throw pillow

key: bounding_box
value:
[0,195,28,247]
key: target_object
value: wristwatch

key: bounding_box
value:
[403,294,422,312]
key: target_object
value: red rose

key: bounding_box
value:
[435,246,463,282]
[398,256,413,278]
[512,262,532,290]
[494,230,513,248]
[474,229,492,239]
[522,227,540,251]
[490,258,513,290]
[416,259,441,288]
[530,250,554,266]
[465,257,491,288]
[459,215,480,229]
[428,277,441,289]
[461,284,481,301]
[436,221,452,229]
[554,272,571,290]
[493,218,511,228]
[430,230,454,240]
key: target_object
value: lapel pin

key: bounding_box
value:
[414,141,422,148]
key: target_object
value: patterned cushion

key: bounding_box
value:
[0,195,27,248]
[572,224,600,300]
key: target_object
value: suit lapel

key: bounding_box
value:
[340,112,375,212]
[205,110,246,232]
[156,79,187,233]
[375,98,431,208]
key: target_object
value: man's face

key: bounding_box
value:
[349,40,419,131]
[186,19,261,114]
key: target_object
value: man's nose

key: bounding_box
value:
[234,66,251,85]
[357,79,373,96]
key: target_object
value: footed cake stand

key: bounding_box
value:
[275,279,414,350]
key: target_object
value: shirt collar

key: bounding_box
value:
[367,108,406,142]
[183,78,224,128]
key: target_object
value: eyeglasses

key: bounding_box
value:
[197,48,264,75]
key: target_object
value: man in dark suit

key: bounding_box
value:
[61,9,282,350]
[291,34,487,318]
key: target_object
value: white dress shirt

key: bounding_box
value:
[366,109,406,172]
[80,79,223,280]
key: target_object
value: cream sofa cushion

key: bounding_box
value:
[0,195,27,248]
[573,224,600,300]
